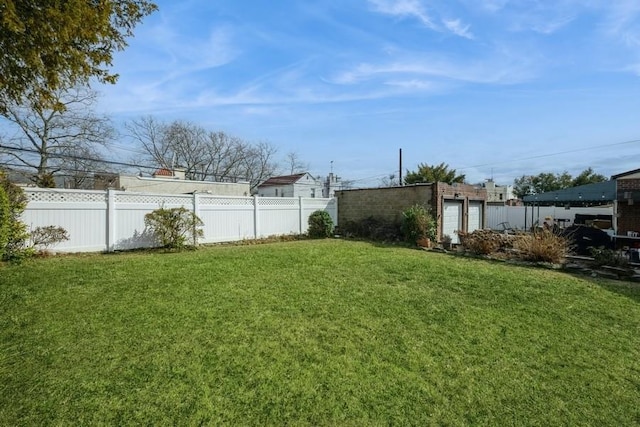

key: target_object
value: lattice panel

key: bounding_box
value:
[116,193,191,205]
[305,200,336,208]
[27,190,107,203]
[199,197,254,206]
[259,198,298,207]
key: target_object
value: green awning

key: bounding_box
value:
[522,180,615,205]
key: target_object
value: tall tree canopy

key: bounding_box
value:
[513,168,608,198]
[571,167,607,187]
[404,162,465,185]
[0,0,157,110]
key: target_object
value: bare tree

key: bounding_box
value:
[127,116,279,189]
[0,86,113,186]
[58,144,110,189]
[163,121,209,180]
[241,141,279,191]
[204,131,249,182]
[379,174,399,187]
[125,115,171,170]
[285,151,309,175]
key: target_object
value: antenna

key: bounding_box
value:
[330,160,334,174]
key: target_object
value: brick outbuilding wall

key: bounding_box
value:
[337,183,487,241]
[337,184,433,224]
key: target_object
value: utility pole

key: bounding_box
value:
[399,148,403,186]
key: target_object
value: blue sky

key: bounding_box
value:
[99,0,640,187]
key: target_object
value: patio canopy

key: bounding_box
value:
[522,180,616,205]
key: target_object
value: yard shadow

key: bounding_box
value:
[565,270,640,304]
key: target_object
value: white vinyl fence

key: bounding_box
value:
[21,188,338,253]
[486,205,614,231]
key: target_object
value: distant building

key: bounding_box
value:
[323,173,345,198]
[482,180,517,205]
[94,168,250,196]
[257,173,324,198]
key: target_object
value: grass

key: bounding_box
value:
[1,239,640,425]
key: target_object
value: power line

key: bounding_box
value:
[0,144,250,182]
[458,138,640,171]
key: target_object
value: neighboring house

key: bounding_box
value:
[337,182,487,244]
[94,168,250,196]
[257,173,324,198]
[482,180,517,205]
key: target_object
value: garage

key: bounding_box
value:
[468,201,483,233]
[443,201,463,244]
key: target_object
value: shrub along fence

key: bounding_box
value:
[21,188,337,252]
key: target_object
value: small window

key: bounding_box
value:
[311,188,316,198]
[275,189,278,196]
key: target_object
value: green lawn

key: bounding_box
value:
[1,240,639,426]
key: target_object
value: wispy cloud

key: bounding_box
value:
[330,51,537,86]
[368,0,474,39]
[443,19,474,39]
[368,0,436,29]
[602,0,640,46]
[531,15,575,34]
[476,0,510,13]
[384,79,434,90]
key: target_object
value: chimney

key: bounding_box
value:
[173,168,186,180]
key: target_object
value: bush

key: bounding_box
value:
[144,207,204,249]
[307,210,333,238]
[30,226,70,252]
[590,247,629,268]
[0,185,9,259]
[341,217,402,242]
[0,172,30,261]
[401,204,436,245]
[458,229,515,255]
[514,231,569,264]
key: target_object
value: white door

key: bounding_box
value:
[443,201,462,244]
[468,202,483,233]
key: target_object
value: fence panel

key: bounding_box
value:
[198,196,255,243]
[302,198,338,233]
[258,198,300,237]
[487,205,614,230]
[21,189,338,252]
[22,189,108,252]
[113,192,194,250]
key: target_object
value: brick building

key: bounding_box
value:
[613,168,640,238]
[337,182,487,243]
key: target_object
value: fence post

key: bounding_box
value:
[299,196,304,235]
[253,195,260,239]
[107,189,116,252]
[193,192,200,246]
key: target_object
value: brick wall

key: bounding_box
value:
[337,184,433,225]
[337,183,487,241]
[616,178,640,234]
